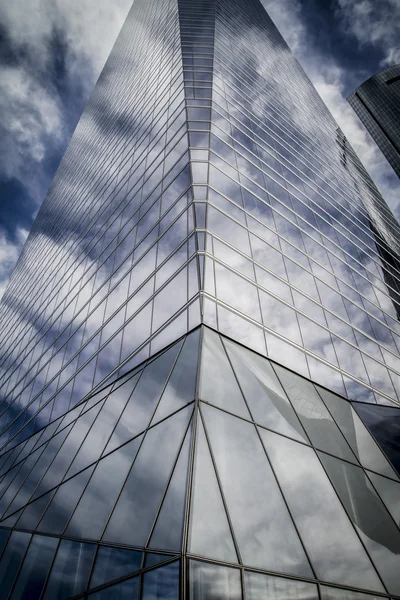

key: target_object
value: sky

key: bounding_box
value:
[0,0,399,299]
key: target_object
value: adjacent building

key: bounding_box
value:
[348,64,400,178]
[0,0,399,598]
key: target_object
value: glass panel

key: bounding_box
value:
[10,534,58,600]
[199,328,250,419]
[149,427,191,551]
[273,365,356,462]
[189,560,242,600]
[367,470,400,525]
[0,530,31,597]
[66,435,143,540]
[90,546,142,589]
[43,539,96,599]
[32,405,103,500]
[105,343,181,453]
[66,372,141,477]
[189,416,238,563]
[202,404,312,576]
[103,407,192,546]
[144,553,175,568]
[317,387,399,480]
[38,466,95,535]
[244,571,318,600]
[260,429,384,591]
[223,338,307,442]
[0,527,10,557]
[88,575,139,599]
[318,451,400,596]
[152,330,200,423]
[142,560,180,600]
[16,492,53,531]
[352,402,400,477]
[320,586,384,600]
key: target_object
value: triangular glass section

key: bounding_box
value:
[103,406,192,547]
[144,553,176,568]
[223,338,308,442]
[201,403,313,577]
[151,329,200,424]
[352,402,400,477]
[149,425,191,551]
[105,341,182,453]
[66,372,142,478]
[65,434,144,541]
[199,328,250,419]
[15,492,54,532]
[38,465,95,535]
[189,414,238,563]
[318,387,399,481]
[273,364,356,463]
[90,546,142,590]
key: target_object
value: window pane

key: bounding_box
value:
[90,546,142,589]
[0,531,31,597]
[10,534,58,600]
[245,571,318,600]
[189,560,242,600]
[142,560,180,600]
[43,539,96,599]
[260,429,384,592]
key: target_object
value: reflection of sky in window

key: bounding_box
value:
[0,0,399,513]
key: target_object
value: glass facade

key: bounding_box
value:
[348,64,400,178]
[0,0,399,597]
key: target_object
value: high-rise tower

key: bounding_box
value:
[0,0,399,598]
[348,64,400,178]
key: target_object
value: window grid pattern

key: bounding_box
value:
[1,0,400,455]
[348,64,400,179]
[0,326,399,599]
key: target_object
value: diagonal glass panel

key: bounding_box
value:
[88,575,139,599]
[65,372,141,477]
[16,492,57,532]
[103,406,192,546]
[90,546,142,590]
[65,434,143,540]
[144,553,176,568]
[43,538,96,600]
[149,425,191,551]
[151,329,200,424]
[352,402,400,477]
[260,429,384,592]
[38,465,95,535]
[317,386,399,480]
[223,338,308,442]
[31,402,104,502]
[189,560,242,600]
[318,451,400,596]
[0,531,31,598]
[244,571,318,600]
[142,560,179,600]
[9,534,58,600]
[199,328,251,419]
[189,415,238,563]
[273,365,356,462]
[105,342,182,453]
[367,470,400,526]
[202,403,312,576]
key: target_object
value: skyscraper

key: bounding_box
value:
[0,0,399,597]
[348,64,400,178]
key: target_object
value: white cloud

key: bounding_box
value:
[0,227,29,299]
[262,0,400,220]
[335,0,400,66]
